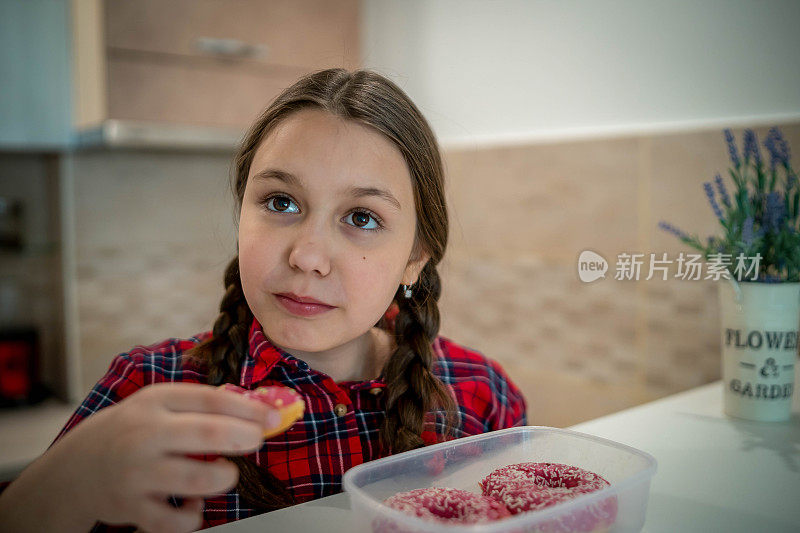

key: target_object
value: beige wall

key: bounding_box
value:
[71,122,800,426]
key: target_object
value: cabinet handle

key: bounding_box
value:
[194,37,268,59]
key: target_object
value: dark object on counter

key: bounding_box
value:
[0,327,49,408]
[0,198,23,251]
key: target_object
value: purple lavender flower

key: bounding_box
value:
[658,221,689,240]
[788,174,798,190]
[703,182,724,220]
[742,216,754,245]
[714,173,731,208]
[724,129,740,168]
[764,127,790,170]
[764,191,785,232]
[743,129,762,166]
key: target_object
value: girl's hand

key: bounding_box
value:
[53,382,283,532]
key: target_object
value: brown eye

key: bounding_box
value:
[352,212,369,227]
[344,210,381,231]
[264,195,298,213]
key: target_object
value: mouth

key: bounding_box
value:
[275,292,334,306]
[274,292,336,317]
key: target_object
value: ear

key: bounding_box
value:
[402,248,430,285]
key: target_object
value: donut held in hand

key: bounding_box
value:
[219,383,305,438]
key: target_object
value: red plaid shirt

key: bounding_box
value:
[20,317,527,530]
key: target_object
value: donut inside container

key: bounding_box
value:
[343,426,657,533]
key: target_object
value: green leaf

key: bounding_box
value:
[729,168,742,190]
[785,191,792,216]
[740,188,751,218]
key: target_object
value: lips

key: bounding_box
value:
[274,292,336,317]
[276,292,333,306]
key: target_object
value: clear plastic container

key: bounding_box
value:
[343,426,657,532]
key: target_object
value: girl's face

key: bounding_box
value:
[238,108,428,355]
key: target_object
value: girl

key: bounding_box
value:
[0,69,526,532]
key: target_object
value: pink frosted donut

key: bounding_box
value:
[383,487,511,525]
[481,462,617,532]
[218,383,304,439]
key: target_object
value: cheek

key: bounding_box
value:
[238,218,280,288]
[348,253,405,297]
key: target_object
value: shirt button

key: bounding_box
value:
[297,361,309,370]
[369,387,382,396]
[334,403,348,417]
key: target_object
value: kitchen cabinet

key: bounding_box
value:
[1,0,360,149]
[76,0,360,131]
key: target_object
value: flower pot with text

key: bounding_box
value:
[718,278,799,421]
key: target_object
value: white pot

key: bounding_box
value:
[718,279,800,421]
[719,279,800,421]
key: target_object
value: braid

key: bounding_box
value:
[190,256,251,386]
[380,262,458,454]
[184,255,294,511]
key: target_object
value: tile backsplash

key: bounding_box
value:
[71,149,237,391]
[70,122,800,427]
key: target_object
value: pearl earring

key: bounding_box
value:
[402,284,413,299]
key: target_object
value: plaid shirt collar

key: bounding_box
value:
[240,318,306,386]
[240,318,386,391]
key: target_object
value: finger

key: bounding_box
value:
[136,494,203,533]
[157,412,265,454]
[153,383,276,427]
[143,457,238,497]
[180,497,204,514]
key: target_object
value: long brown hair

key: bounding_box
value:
[185,68,456,511]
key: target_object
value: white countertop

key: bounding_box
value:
[570,379,800,532]
[206,369,800,533]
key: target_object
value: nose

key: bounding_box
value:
[287,219,332,277]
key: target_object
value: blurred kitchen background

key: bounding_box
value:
[1,0,799,482]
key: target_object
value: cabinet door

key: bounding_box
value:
[103,0,359,128]
[0,1,72,148]
[106,58,310,128]
[105,0,359,69]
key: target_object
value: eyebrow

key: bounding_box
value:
[251,168,402,211]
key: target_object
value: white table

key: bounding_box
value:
[207,372,800,533]
[570,378,800,533]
